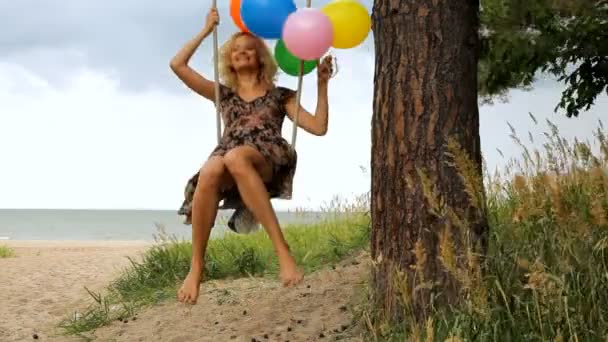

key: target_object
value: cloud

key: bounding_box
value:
[0,0,374,92]
[1,0,606,211]
[0,51,374,210]
[0,0,376,209]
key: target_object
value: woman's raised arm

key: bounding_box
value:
[169,8,219,101]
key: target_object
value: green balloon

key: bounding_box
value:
[274,39,317,77]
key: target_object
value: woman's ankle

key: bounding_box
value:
[276,249,296,265]
[274,242,292,257]
[190,259,205,274]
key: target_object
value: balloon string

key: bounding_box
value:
[291,0,312,148]
[212,0,221,143]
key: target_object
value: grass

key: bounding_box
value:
[59,205,370,338]
[0,245,15,258]
[59,114,608,341]
[360,116,608,341]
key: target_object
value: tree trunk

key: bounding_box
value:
[371,0,489,322]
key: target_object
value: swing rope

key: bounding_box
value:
[212,0,222,144]
[211,0,312,148]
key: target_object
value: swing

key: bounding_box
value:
[201,0,368,234]
[207,0,309,234]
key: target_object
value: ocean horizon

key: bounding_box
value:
[0,209,328,241]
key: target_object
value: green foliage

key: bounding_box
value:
[479,0,608,117]
[59,212,370,337]
[0,245,15,258]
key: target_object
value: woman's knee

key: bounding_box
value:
[197,158,227,191]
[223,148,252,177]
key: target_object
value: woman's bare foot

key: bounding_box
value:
[177,270,202,304]
[278,252,303,287]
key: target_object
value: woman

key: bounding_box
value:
[170,7,333,304]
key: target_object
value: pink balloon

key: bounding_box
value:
[282,8,333,61]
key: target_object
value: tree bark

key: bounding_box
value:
[371,0,489,322]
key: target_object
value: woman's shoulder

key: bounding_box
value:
[218,83,234,98]
[272,85,296,100]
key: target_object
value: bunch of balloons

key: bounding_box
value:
[230,0,371,76]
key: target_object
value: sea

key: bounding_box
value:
[0,209,327,241]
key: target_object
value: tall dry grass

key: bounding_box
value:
[363,116,608,341]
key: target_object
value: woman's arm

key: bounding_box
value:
[285,56,333,136]
[169,8,218,101]
[285,83,329,136]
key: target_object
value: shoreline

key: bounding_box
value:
[2,239,155,248]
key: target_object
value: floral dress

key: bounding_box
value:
[178,84,297,233]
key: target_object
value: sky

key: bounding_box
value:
[0,0,605,211]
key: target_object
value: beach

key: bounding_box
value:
[0,240,151,341]
[0,239,367,341]
[0,209,365,341]
[91,254,367,342]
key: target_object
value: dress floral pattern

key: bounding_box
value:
[178,84,297,233]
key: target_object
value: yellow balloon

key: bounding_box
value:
[321,0,371,49]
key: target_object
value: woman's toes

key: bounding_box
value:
[178,289,189,303]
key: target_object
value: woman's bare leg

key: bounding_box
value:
[178,157,233,304]
[224,146,303,286]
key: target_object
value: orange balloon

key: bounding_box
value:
[230,0,248,32]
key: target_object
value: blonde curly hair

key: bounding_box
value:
[219,32,278,91]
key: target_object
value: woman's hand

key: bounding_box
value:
[203,7,220,33]
[317,55,334,86]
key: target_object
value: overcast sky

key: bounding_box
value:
[1,0,605,211]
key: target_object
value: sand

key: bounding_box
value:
[0,241,369,341]
[0,240,151,341]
